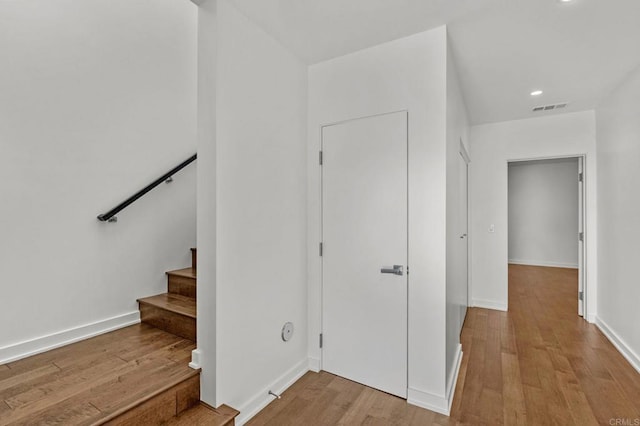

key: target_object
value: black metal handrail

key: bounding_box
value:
[97,153,197,222]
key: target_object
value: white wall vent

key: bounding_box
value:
[533,102,569,112]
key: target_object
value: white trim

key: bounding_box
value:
[586,313,596,324]
[471,299,508,312]
[189,348,202,369]
[407,387,448,415]
[308,356,321,373]
[235,358,309,426]
[508,259,578,269]
[595,317,640,375]
[407,345,462,415]
[446,345,463,412]
[0,311,140,364]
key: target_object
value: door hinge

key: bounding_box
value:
[579,232,584,242]
[319,333,323,348]
[579,172,583,182]
[578,291,584,301]
[319,242,323,256]
[319,151,323,165]
[406,265,409,275]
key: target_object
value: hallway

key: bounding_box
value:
[454,265,640,424]
[247,265,640,425]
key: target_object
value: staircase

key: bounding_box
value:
[133,248,239,425]
[137,248,197,342]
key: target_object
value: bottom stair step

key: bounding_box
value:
[101,369,200,425]
[0,324,199,425]
[165,403,240,425]
[138,294,196,342]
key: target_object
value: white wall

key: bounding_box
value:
[595,65,640,372]
[445,38,469,404]
[196,1,309,422]
[195,0,218,405]
[0,0,197,361]
[309,27,454,413]
[469,111,597,319]
[508,158,579,268]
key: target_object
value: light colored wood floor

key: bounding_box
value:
[247,265,640,425]
[0,323,196,425]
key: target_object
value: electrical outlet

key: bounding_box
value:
[281,322,294,342]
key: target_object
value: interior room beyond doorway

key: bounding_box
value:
[507,157,584,317]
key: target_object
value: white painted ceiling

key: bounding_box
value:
[228,0,640,124]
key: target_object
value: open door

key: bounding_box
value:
[578,157,585,317]
[459,142,470,326]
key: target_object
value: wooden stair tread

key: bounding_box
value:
[165,403,239,425]
[166,267,196,279]
[138,293,196,319]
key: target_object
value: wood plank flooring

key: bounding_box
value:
[0,323,196,425]
[247,265,640,425]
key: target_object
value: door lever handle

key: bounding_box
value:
[381,265,404,276]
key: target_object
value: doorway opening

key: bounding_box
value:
[507,156,585,317]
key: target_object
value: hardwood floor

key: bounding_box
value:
[0,324,197,425]
[248,265,640,425]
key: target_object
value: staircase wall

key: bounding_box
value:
[0,0,198,362]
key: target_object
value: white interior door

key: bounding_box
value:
[578,157,585,316]
[458,149,469,326]
[322,111,408,398]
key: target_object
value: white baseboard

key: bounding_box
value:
[445,345,463,413]
[308,356,321,373]
[586,313,596,324]
[189,348,202,369]
[595,317,640,375]
[0,311,140,365]
[508,259,578,269]
[471,299,508,312]
[235,358,309,426]
[407,344,463,416]
[407,386,449,416]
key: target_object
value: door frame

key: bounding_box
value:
[319,110,409,379]
[506,154,588,319]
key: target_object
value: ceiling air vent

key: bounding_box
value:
[533,102,569,112]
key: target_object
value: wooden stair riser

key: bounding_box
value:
[139,304,196,342]
[104,374,200,425]
[168,274,196,298]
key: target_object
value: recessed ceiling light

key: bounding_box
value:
[560,0,573,2]
[531,90,543,96]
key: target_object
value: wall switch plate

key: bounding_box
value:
[489,224,495,233]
